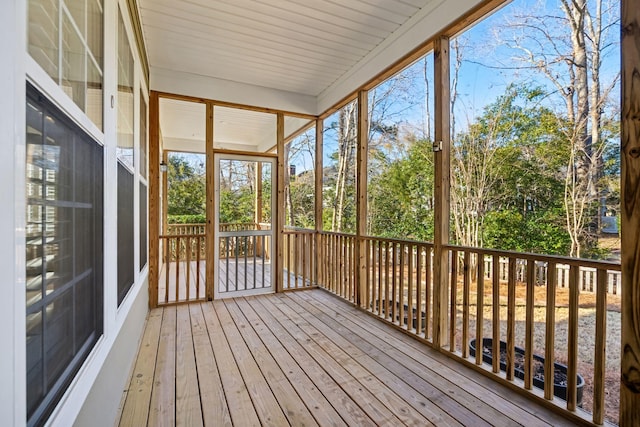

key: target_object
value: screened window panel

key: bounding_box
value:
[117,162,135,305]
[140,182,148,270]
[26,85,103,427]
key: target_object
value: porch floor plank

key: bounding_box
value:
[119,289,577,427]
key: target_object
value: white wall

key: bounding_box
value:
[72,280,148,427]
[151,66,317,115]
[0,0,26,425]
[0,0,153,425]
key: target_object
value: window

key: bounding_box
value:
[28,0,104,129]
[140,92,148,270]
[26,84,104,427]
[117,8,135,304]
[117,7,134,169]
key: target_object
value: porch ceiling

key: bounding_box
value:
[140,0,482,115]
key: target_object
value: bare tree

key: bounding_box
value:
[495,0,619,256]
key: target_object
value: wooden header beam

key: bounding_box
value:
[620,1,640,423]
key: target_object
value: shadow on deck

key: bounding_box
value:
[118,289,575,426]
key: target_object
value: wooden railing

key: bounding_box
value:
[283,228,316,290]
[482,256,622,295]
[166,223,205,235]
[159,234,206,304]
[311,232,619,425]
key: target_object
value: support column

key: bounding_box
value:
[315,118,324,286]
[620,3,640,423]
[276,113,285,292]
[148,91,160,309]
[433,35,451,347]
[255,161,263,255]
[205,102,215,300]
[356,91,369,307]
[161,150,168,236]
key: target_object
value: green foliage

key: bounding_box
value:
[167,154,205,216]
[368,139,435,241]
[482,209,570,255]
[167,214,206,224]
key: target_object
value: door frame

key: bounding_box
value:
[213,153,277,299]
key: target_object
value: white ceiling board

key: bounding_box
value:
[317,0,485,112]
[214,106,277,150]
[159,98,206,153]
[140,0,433,100]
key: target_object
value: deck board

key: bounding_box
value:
[120,289,577,427]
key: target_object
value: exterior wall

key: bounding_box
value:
[0,0,151,425]
[151,67,317,115]
[72,279,148,427]
[0,0,27,425]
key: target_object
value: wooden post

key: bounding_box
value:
[255,161,263,254]
[205,102,215,300]
[161,150,168,236]
[315,118,324,286]
[620,3,640,423]
[433,35,451,347]
[276,113,285,292]
[356,90,369,308]
[148,91,160,309]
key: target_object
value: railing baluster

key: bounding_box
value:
[384,241,390,320]
[462,250,470,358]
[399,243,405,328]
[196,236,201,299]
[186,236,191,301]
[175,236,180,302]
[164,237,169,304]
[525,259,535,390]
[475,252,484,366]
[492,254,500,373]
[425,246,432,340]
[544,261,556,400]
[408,243,414,332]
[416,245,423,336]
[450,249,458,352]
[506,257,516,380]
[593,268,607,424]
[567,265,579,411]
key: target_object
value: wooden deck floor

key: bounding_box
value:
[118,289,575,427]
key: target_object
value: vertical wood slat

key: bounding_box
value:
[384,241,390,320]
[378,241,383,316]
[175,236,180,302]
[524,259,535,390]
[425,247,432,340]
[492,255,500,373]
[567,265,579,411]
[475,253,484,366]
[392,242,398,323]
[593,268,607,424]
[366,239,371,309]
[185,237,191,300]
[399,243,405,328]
[408,243,414,332]
[462,250,470,358]
[416,244,423,336]
[196,236,201,298]
[205,102,215,300]
[450,249,458,352]
[506,257,516,380]
[164,237,169,304]
[544,262,557,400]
